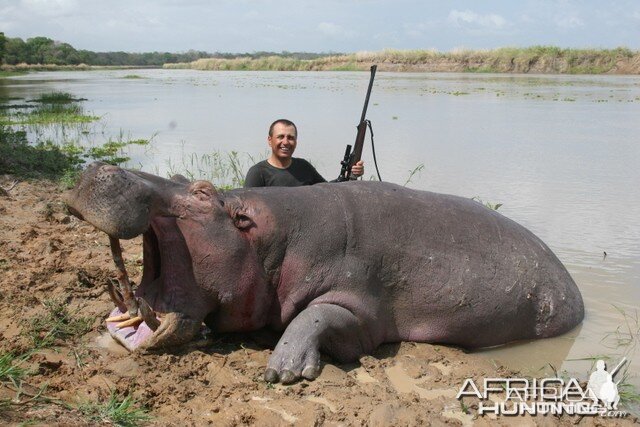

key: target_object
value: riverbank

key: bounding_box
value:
[4,47,639,75]
[1,177,637,425]
[0,64,158,73]
[163,46,640,74]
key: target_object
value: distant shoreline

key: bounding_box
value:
[163,47,640,75]
[3,47,639,75]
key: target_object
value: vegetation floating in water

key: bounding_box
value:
[0,91,97,126]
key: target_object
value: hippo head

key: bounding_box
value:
[65,162,270,351]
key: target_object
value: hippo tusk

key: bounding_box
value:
[116,316,143,329]
[106,312,131,322]
[109,236,138,317]
[107,278,127,314]
[137,297,161,331]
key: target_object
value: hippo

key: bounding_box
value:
[65,162,584,384]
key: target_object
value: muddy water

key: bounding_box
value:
[2,69,639,386]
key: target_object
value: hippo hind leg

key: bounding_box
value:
[265,304,370,384]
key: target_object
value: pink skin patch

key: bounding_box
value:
[105,307,158,352]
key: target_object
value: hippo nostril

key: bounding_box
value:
[100,165,120,172]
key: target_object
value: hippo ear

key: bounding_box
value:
[189,181,217,202]
[170,174,190,184]
[232,209,255,230]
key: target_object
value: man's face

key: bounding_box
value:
[268,123,297,160]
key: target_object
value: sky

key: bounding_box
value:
[1,0,640,53]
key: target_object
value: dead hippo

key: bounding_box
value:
[65,162,584,384]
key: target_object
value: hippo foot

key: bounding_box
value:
[264,304,369,384]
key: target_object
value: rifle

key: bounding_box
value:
[337,65,378,182]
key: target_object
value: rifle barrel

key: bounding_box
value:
[360,65,377,123]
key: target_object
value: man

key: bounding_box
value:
[244,119,364,187]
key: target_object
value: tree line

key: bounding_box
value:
[0,33,334,67]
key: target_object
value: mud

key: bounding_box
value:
[0,177,636,426]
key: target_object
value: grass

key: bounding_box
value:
[403,164,424,187]
[33,92,79,103]
[619,382,640,404]
[594,305,640,408]
[77,392,151,427]
[0,91,98,126]
[0,126,78,180]
[0,122,152,186]
[164,148,260,189]
[25,299,93,348]
[602,305,639,350]
[0,70,28,78]
[4,106,98,126]
[85,136,152,167]
[0,352,30,387]
[472,196,503,211]
[122,74,145,79]
[164,46,640,74]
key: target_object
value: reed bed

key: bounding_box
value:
[164,46,640,74]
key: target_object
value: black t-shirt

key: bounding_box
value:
[244,158,327,187]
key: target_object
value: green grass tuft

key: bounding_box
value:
[0,92,97,126]
[0,352,30,386]
[34,92,77,104]
[602,305,639,349]
[77,392,151,427]
[164,148,259,189]
[0,123,153,187]
[0,70,28,78]
[0,126,80,180]
[472,196,503,211]
[403,164,424,187]
[26,299,93,348]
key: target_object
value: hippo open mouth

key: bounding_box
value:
[103,217,206,352]
[65,163,216,352]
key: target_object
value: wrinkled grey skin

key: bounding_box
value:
[66,162,584,384]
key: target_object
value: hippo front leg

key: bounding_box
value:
[265,304,371,384]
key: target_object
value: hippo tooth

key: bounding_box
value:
[116,316,142,329]
[109,236,139,316]
[137,297,161,331]
[107,278,127,313]
[106,313,131,322]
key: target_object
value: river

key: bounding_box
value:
[2,69,639,390]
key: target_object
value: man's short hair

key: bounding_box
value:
[269,119,297,137]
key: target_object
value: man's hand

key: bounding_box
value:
[351,160,365,178]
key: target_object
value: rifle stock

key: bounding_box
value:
[337,65,377,181]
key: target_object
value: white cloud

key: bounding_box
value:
[317,22,355,38]
[555,15,585,29]
[448,9,508,30]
